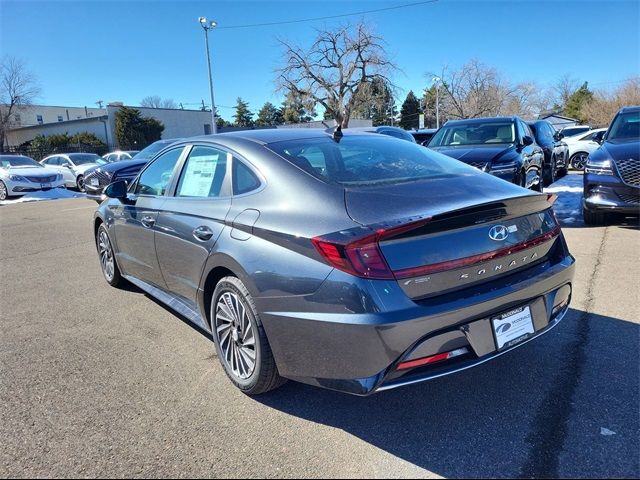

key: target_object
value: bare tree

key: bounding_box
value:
[552,73,580,110]
[0,56,40,150]
[277,23,396,128]
[140,95,178,109]
[430,59,516,120]
[582,77,640,127]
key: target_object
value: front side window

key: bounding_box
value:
[135,147,183,196]
[429,121,515,146]
[175,146,228,198]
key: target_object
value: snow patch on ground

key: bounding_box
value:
[0,188,86,206]
[546,173,584,226]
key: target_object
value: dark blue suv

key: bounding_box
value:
[583,106,640,224]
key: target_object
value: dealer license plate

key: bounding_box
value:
[492,306,535,350]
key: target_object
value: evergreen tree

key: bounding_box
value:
[114,106,164,149]
[233,97,254,127]
[351,77,396,126]
[281,90,315,124]
[256,102,282,126]
[563,82,594,122]
[399,90,420,130]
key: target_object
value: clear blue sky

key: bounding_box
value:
[2,0,639,120]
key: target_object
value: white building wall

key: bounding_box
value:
[106,105,214,147]
[6,105,106,127]
[6,117,109,147]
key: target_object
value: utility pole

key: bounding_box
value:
[198,17,218,134]
[432,77,441,129]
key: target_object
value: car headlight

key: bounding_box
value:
[9,174,27,182]
[585,157,613,175]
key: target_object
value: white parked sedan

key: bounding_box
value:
[563,128,608,170]
[40,153,106,191]
[0,155,65,200]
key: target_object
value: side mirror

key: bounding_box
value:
[522,135,534,146]
[104,180,128,199]
[592,131,605,144]
[554,132,564,141]
[61,162,72,168]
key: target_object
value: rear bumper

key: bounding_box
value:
[583,173,640,214]
[257,247,575,395]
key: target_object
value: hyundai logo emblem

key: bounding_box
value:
[489,225,509,241]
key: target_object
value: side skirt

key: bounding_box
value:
[123,274,210,332]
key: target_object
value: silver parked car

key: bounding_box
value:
[41,153,106,191]
[94,128,575,396]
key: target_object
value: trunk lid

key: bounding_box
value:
[344,174,560,299]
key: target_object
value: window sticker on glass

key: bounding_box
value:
[179,152,220,197]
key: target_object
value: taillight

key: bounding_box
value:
[312,217,432,280]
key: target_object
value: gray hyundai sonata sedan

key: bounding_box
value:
[94,128,575,396]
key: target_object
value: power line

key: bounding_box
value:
[216,0,439,29]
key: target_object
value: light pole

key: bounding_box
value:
[199,16,218,134]
[432,76,441,129]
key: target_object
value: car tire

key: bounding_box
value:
[583,207,607,225]
[211,276,286,395]
[76,175,85,192]
[0,180,8,201]
[96,224,124,287]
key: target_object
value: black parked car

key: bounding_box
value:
[94,128,574,396]
[528,120,569,186]
[583,105,640,225]
[428,117,544,190]
[348,125,416,142]
[84,139,180,201]
[411,128,438,145]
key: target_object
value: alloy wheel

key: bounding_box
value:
[572,153,588,170]
[76,175,85,192]
[98,230,115,282]
[0,181,7,201]
[215,291,257,380]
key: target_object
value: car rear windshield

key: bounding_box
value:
[429,121,515,146]
[607,111,640,142]
[0,156,40,168]
[70,154,101,165]
[266,135,471,186]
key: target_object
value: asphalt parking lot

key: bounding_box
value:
[1,186,638,478]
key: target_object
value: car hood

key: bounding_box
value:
[345,169,535,225]
[601,140,640,161]
[97,158,149,173]
[0,166,54,176]
[428,144,516,164]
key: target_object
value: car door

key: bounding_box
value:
[111,146,186,288]
[58,156,77,185]
[518,120,543,187]
[154,144,232,306]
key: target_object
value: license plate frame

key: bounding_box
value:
[492,305,535,350]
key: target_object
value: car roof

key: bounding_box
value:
[183,128,380,146]
[444,117,518,126]
[619,105,640,113]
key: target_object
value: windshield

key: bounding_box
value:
[0,155,41,168]
[428,121,515,146]
[137,141,171,158]
[267,135,472,187]
[70,154,102,165]
[607,111,640,142]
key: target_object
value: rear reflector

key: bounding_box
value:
[397,347,470,370]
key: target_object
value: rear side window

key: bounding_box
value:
[175,146,228,198]
[267,135,470,187]
[233,160,261,195]
[135,147,183,196]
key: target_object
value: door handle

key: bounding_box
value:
[193,226,214,242]
[140,215,156,228]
